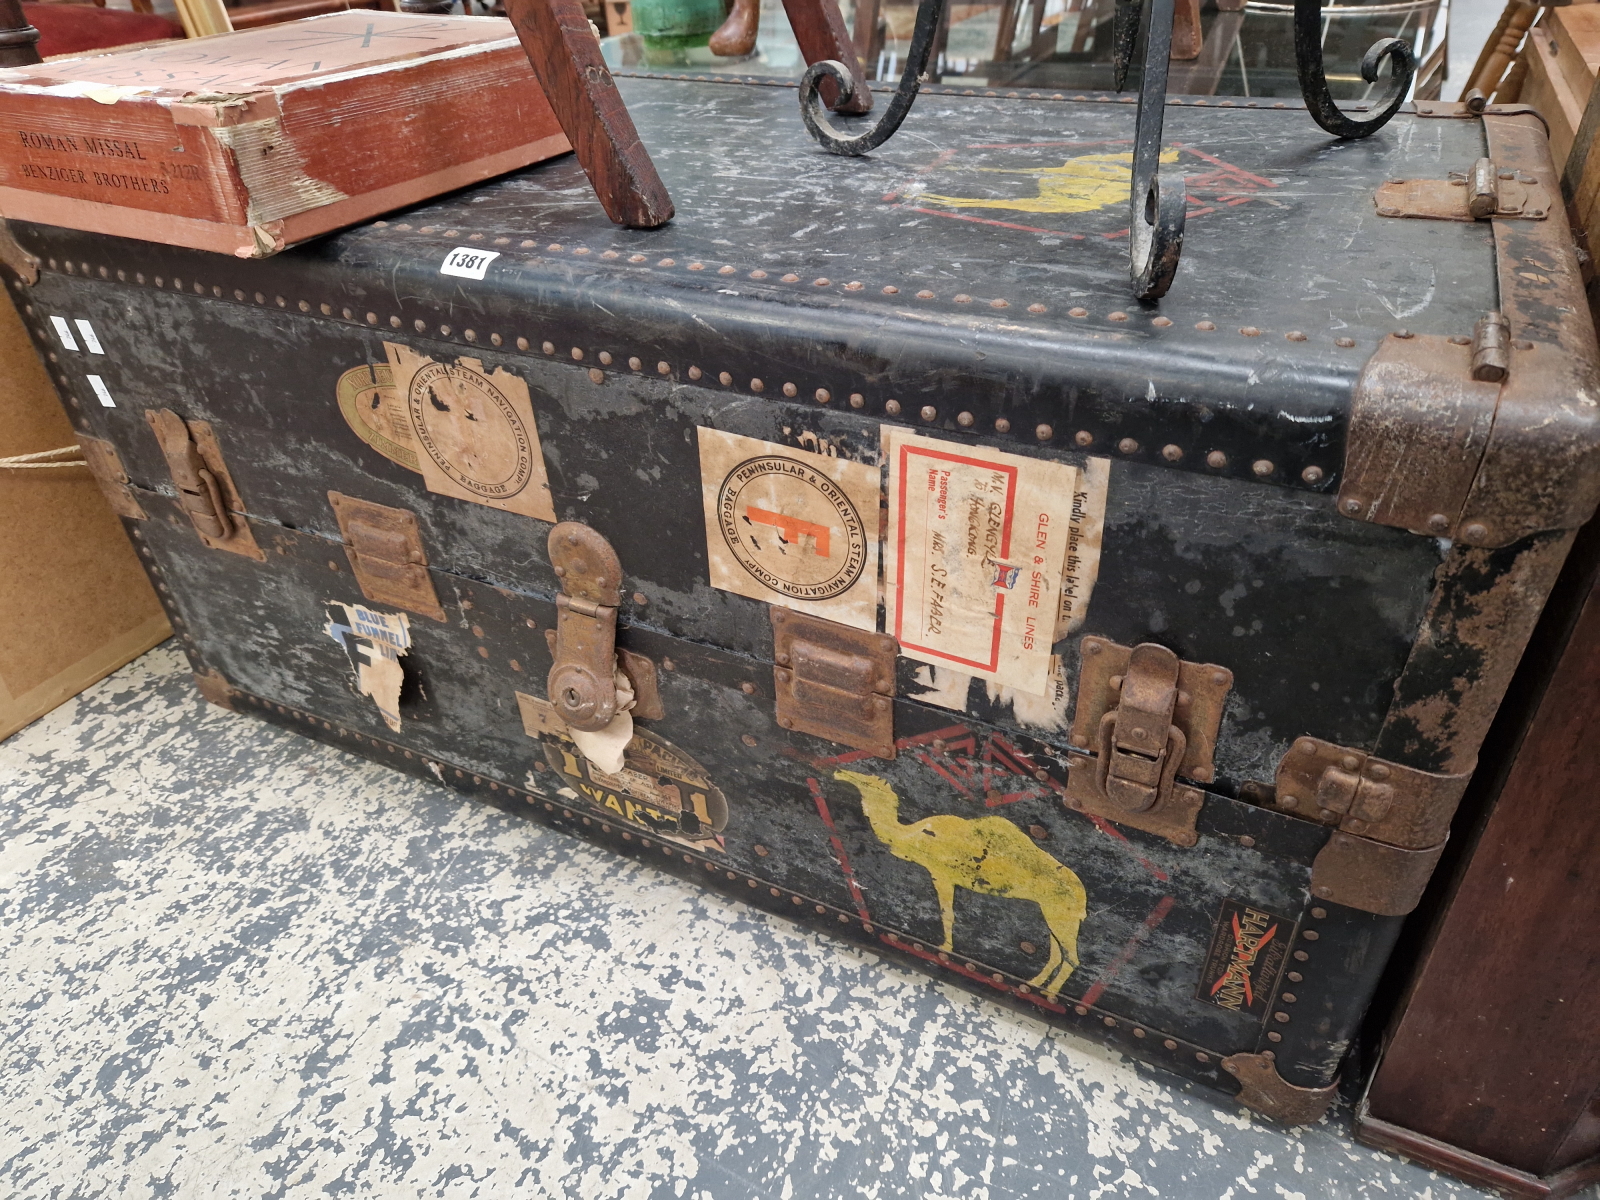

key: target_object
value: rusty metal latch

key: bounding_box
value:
[148,409,263,560]
[1374,157,1551,221]
[328,492,446,622]
[547,522,625,733]
[1272,737,1470,915]
[1064,637,1233,847]
[771,608,898,759]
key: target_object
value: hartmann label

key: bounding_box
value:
[1195,898,1295,1019]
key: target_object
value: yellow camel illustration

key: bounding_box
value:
[917,148,1181,216]
[836,769,1087,1001]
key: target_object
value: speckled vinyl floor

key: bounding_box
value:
[0,644,1536,1199]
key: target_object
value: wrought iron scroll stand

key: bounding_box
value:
[797,0,1417,298]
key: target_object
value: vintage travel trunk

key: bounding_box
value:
[11,76,1597,1123]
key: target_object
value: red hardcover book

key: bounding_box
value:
[0,12,569,256]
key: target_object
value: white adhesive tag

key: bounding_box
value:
[74,319,103,355]
[439,247,500,280]
[85,375,115,407]
[49,316,78,351]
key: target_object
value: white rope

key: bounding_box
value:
[0,444,87,470]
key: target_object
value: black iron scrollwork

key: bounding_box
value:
[798,0,948,156]
[1127,0,1184,299]
[1293,0,1416,139]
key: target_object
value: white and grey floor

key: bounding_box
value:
[0,644,1532,1198]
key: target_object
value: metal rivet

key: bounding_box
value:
[954,293,972,303]
[750,269,767,279]
[750,378,765,392]
[1302,930,1320,940]
[814,278,831,287]
[1196,1052,1210,1062]
[1196,320,1216,331]
[886,400,902,415]
[1164,1039,1178,1050]
[883,285,899,295]
[920,405,937,421]
[1274,1012,1290,1023]
[1035,424,1053,441]
[657,361,670,375]
[1462,523,1489,544]
[850,393,865,408]
[1301,465,1325,485]
[1252,459,1274,477]
[1240,326,1261,337]
[816,389,831,404]
[1161,444,1183,462]
[916,290,935,299]
[588,368,603,384]
[1075,1005,1088,1015]
[1394,329,1415,340]
[1068,307,1088,318]
[1029,303,1047,314]
[1336,337,1357,348]
[1116,437,1138,455]
[995,417,1011,433]
[1108,311,1128,322]
[1286,330,1307,342]
[1294,949,1308,961]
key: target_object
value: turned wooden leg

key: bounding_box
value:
[0,0,39,66]
[503,0,674,228]
[782,0,873,113]
[711,0,759,55]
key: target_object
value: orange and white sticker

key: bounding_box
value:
[885,428,1082,697]
[697,427,881,631]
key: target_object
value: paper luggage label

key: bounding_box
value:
[334,347,556,522]
[517,693,729,849]
[885,428,1089,698]
[697,428,881,632]
[324,602,411,731]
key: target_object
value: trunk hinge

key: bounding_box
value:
[771,608,898,759]
[147,410,263,559]
[1064,637,1233,847]
[1271,736,1470,915]
[1374,156,1551,221]
[328,492,446,622]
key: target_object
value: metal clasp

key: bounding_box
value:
[1095,643,1187,814]
[146,409,262,560]
[149,408,230,540]
[328,492,445,622]
[548,522,624,733]
[1374,157,1551,221]
[1065,637,1233,846]
[771,608,897,759]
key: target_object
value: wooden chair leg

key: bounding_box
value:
[503,0,674,228]
[781,0,873,112]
